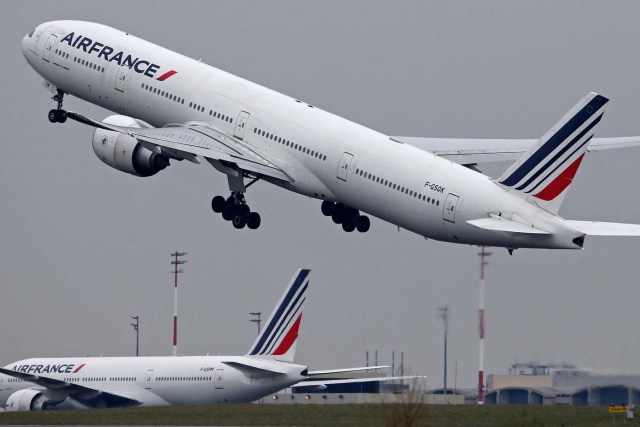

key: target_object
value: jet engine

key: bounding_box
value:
[92,115,170,177]
[5,389,58,411]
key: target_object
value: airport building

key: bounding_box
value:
[485,363,640,406]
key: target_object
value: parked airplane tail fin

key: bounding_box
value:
[246,269,310,363]
[497,92,608,214]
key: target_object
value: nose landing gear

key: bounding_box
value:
[48,89,67,123]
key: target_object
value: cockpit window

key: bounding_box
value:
[28,29,35,37]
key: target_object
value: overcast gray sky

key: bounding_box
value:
[2,0,640,390]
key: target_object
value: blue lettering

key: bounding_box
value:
[123,55,138,69]
[134,60,149,73]
[72,35,83,48]
[78,37,92,53]
[65,365,73,373]
[145,63,160,78]
[88,42,103,55]
[61,32,74,45]
[109,51,123,65]
[98,46,113,61]
[61,33,170,80]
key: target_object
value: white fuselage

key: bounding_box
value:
[0,356,306,409]
[21,21,584,249]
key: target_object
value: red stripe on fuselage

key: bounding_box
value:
[271,314,302,356]
[73,363,86,373]
[533,154,585,201]
[156,70,178,81]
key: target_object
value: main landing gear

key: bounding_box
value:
[48,89,67,123]
[321,201,370,233]
[211,192,261,230]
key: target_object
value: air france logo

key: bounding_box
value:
[11,363,86,374]
[60,32,177,81]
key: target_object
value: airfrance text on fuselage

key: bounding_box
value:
[61,32,160,78]
[11,363,86,374]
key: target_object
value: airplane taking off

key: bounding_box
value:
[0,269,410,411]
[20,21,640,250]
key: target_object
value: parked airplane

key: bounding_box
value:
[20,21,640,250]
[0,269,410,411]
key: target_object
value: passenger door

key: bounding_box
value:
[443,193,460,223]
[214,369,224,390]
[115,65,131,93]
[144,369,154,390]
[337,152,354,182]
[42,34,57,63]
[234,111,250,140]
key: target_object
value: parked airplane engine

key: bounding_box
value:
[92,115,169,177]
[5,389,58,411]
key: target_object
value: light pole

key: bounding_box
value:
[250,312,262,335]
[477,247,492,404]
[130,316,139,357]
[439,306,449,395]
[171,251,187,356]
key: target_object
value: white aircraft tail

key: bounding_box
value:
[246,269,310,362]
[497,92,608,214]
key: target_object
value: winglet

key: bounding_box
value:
[247,269,310,362]
[497,93,608,214]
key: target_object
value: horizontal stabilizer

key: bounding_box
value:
[565,220,640,236]
[390,136,640,164]
[467,216,550,234]
[221,360,288,376]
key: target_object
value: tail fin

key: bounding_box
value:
[497,92,608,214]
[246,269,310,362]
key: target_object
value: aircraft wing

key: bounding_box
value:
[307,366,390,376]
[391,136,640,164]
[65,111,292,183]
[0,367,140,406]
[293,375,426,390]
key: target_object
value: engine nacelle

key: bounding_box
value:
[92,115,170,177]
[5,389,58,411]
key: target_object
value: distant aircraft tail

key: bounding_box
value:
[497,92,608,214]
[246,269,310,362]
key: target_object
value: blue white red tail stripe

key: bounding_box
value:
[247,269,310,360]
[515,115,602,192]
[497,93,608,212]
[500,94,607,187]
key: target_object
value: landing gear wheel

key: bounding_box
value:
[342,220,356,232]
[331,204,345,224]
[238,204,250,217]
[247,212,261,229]
[211,196,226,213]
[232,214,247,229]
[48,109,59,123]
[321,201,335,216]
[49,90,67,123]
[221,202,235,221]
[356,216,370,233]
